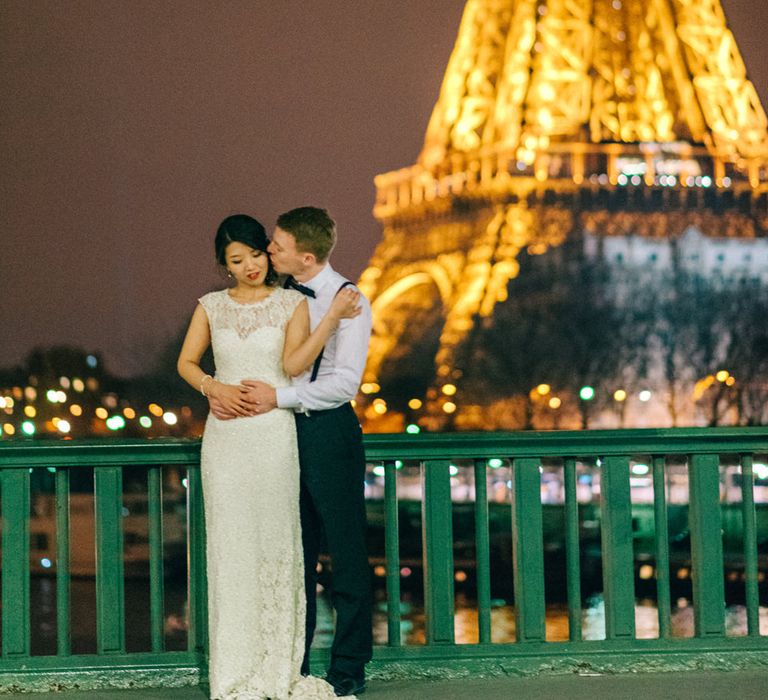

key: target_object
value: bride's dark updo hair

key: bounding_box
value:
[215,214,278,286]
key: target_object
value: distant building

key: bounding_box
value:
[585,227,768,286]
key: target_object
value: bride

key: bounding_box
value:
[177,214,360,700]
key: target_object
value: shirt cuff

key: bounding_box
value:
[276,385,300,410]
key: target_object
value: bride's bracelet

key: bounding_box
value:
[200,374,214,397]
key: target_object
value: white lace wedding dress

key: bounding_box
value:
[199,288,345,700]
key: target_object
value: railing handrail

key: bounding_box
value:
[2,426,767,467]
[0,437,202,467]
[362,427,768,459]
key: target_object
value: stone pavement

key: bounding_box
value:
[4,670,766,699]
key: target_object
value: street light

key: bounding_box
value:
[578,386,595,429]
[106,415,126,430]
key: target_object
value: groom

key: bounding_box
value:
[211,206,373,696]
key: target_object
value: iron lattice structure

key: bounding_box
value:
[358,0,768,430]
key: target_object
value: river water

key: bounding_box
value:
[24,578,767,655]
[344,592,767,645]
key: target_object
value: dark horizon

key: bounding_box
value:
[2,0,766,377]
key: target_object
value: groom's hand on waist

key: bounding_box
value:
[240,380,277,414]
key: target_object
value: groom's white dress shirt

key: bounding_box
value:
[275,263,372,412]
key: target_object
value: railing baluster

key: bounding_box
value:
[600,456,635,639]
[563,457,582,641]
[473,458,492,644]
[512,458,545,642]
[148,466,165,652]
[55,467,71,656]
[383,459,401,647]
[688,454,725,637]
[1,468,31,657]
[652,456,671,639]
[740,454,760,636]
[421,459,455,644]
[94,466,125,654]
[187,466,208,654]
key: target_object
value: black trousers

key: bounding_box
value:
[295,403,372,678]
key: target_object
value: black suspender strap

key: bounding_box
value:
[310,280,356,382]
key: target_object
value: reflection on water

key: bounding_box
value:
[28,578,767,655]
[314,592,768,647]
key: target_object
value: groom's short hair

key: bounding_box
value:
[276,207,337,263]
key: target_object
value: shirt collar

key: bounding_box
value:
[301,263,334,294]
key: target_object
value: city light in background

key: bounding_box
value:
[0,352,200,440]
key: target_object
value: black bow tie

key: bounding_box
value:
[284,277,316,298]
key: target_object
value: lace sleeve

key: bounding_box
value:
[198,290,222,324]
[279,289,306,320]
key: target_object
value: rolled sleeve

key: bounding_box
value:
[293,298,372,411]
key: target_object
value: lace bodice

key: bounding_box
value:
[199,288,304,386]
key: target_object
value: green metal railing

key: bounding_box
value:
[1,428,767,691]
[0,440,205,691]
[364,428,768,678]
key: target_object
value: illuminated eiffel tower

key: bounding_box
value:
[358,0,768,431]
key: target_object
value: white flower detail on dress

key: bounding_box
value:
[199,288,305,340]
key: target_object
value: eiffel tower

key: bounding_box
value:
[357,0,768,431]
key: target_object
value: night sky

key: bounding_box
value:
[1,1,766,376]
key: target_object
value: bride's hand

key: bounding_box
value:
[208,396,238,420]
[328,288,362,322]
[208,381,256,417]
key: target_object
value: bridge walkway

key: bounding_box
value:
[4,669,766,699]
